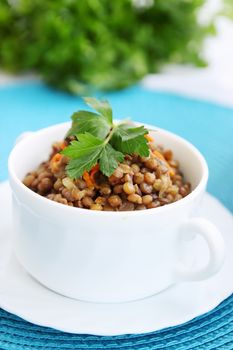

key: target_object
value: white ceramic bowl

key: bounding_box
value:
[8,122,225,303]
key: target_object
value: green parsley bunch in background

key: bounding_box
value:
[0,0,216,94]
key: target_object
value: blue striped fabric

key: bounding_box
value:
[0,82,232,349]
[0,294,232,349]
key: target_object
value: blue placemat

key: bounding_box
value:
[0,294,232,349]
[0,81,233,349]
[1,81,233,211]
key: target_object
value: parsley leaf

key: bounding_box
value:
[126,136,150,157]
[84,97,113,124]
[111,124,149,157]
[99,144,124,176]
[62,133,103,158]
[67,111,111,139]
[63,132,124,178]
[66,152,100,179]
[114,125,148,141]
[63,133,104,178]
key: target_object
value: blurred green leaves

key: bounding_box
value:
[223,0,233,19]
[0,0,215,93]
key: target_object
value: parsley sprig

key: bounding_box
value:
[62,97,149,178]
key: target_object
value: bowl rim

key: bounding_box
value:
[8,121,208,216]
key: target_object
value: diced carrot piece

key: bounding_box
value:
[144,134,154,142]
[83,171,95,189]
[60,141,67,150]
[50,153,63,173]
[51,153,62,163]
[90,164,100,181]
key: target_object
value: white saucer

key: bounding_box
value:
[0,181,232,336]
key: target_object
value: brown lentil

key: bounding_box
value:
[54,178,63,191]
[159,198,171,205]
[124,174,133,183]
[112,167,124,179]
[140,167,148,174]
[85,188,96,197]
[75,190,86,200]
[31,178,39,188]
[147,200,161,209]
[100,184,111,196]
[139,156,149,162]
[23,174,35,187]
[168,160,179,168]
[173,174,183,181]
[61,188,75,202]
[159,165,169,174]
[166,194,174,202]
[145,158,157,170]
[119,202,135,211]
[174,194,183,201]
[123,182,135,195]
[38,171,53,181]
[113,184,123,194]
[163,150,173,161]
[71,188,81,200]
[133,173,144,184]
[179,186,188,196]
[131,164,140,174]
[142,195,153,205]
[95,196,106,205]
[136,204,147,210]
[134,184,142,195]
[38,177,53,194]
[75,179,87,190]
[153,179,162,191]
[127,193,142,204]
[108,175,120,185]
[74,200,83,208]
[168,185,179,195]
[108,195,122,208]
[82,196,94,208]
[90,203,103,211]
[144,172,156,184]
[119,164,132,174]
[62,177,76,190]
[103,204,114,211]
[140,183,153,194]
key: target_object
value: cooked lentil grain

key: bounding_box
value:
[90,203,103,211]
[144,172,156,184]
[108,195,122,207]
[140,183,153,194]
[142,195,153,205]
[123,182,135,195]
[127,194,142,204]
[82,196,94,208]
[133,173,144,184]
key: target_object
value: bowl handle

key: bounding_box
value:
[174,217,225,281]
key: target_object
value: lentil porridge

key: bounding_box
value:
[23,139,191,211]
[22,98,191,211]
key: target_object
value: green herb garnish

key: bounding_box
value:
[62,97,149,178]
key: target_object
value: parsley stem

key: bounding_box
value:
[104,121,124,145]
